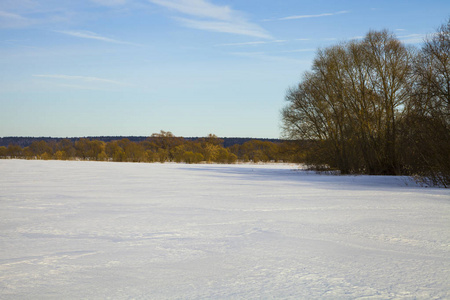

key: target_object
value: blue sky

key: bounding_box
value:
[1,0,449,138]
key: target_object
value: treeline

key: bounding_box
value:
[282,20,449,186]
[0,131,302,164]
[0,136,282,148]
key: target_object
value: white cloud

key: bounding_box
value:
[55,30,138,45]
[176,18,271,39]
[217,40,286,47]
[33,74,129,86]
[0,10,25,19]
[149,0,233,20]
[0,10,33,28]
[230,51,308,64]
[266,10,349,21]
[281,48,315,53]
[0,4,74,29]
[148,0,271,39]
[0,0,38,12]
[398,33,426,44]
[43,82,107,91]
[90,0,127,6]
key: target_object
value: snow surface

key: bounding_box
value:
[1,160,449,299]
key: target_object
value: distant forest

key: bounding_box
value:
[0,131,303,164]
[0,136,281,148]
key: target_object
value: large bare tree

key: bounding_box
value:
[282,30,414,175]
[403,19,450,186]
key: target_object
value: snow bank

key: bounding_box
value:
[1,160,449,299]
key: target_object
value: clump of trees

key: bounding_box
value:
[282,20,449,186]
[0,131,300,164]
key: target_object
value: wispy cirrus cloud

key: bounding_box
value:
[0,10,26,20]
[229,51,308,64]
[0,10,33,28]
[90,0,128,6]
[149,0,233,20]
[176,17,271,39]
[281,48,315,53]
[0,1,125,29]
[398,33,426,44]
[33,74,130,87]
[148,0,271,39]
[349,35,364,40]
[0,5,74,29]
[265,10,349,21]
[55,30,139,45]
[216,40,286,47]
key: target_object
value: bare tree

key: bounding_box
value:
[404,19,450,186]
[282,30,414,175]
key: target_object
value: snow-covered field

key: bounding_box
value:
[1,160,449,299]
